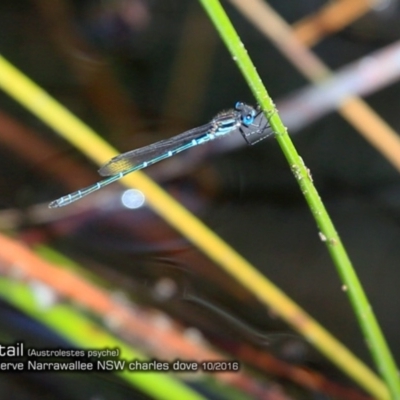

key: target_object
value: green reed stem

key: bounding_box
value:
[198,1,400,398]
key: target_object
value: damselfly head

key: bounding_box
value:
[235,102,256,126]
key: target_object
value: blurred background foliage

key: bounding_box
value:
[1,0,400,399]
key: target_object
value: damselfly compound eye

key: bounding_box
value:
[244,110,255,124]
[235,101,244,110]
